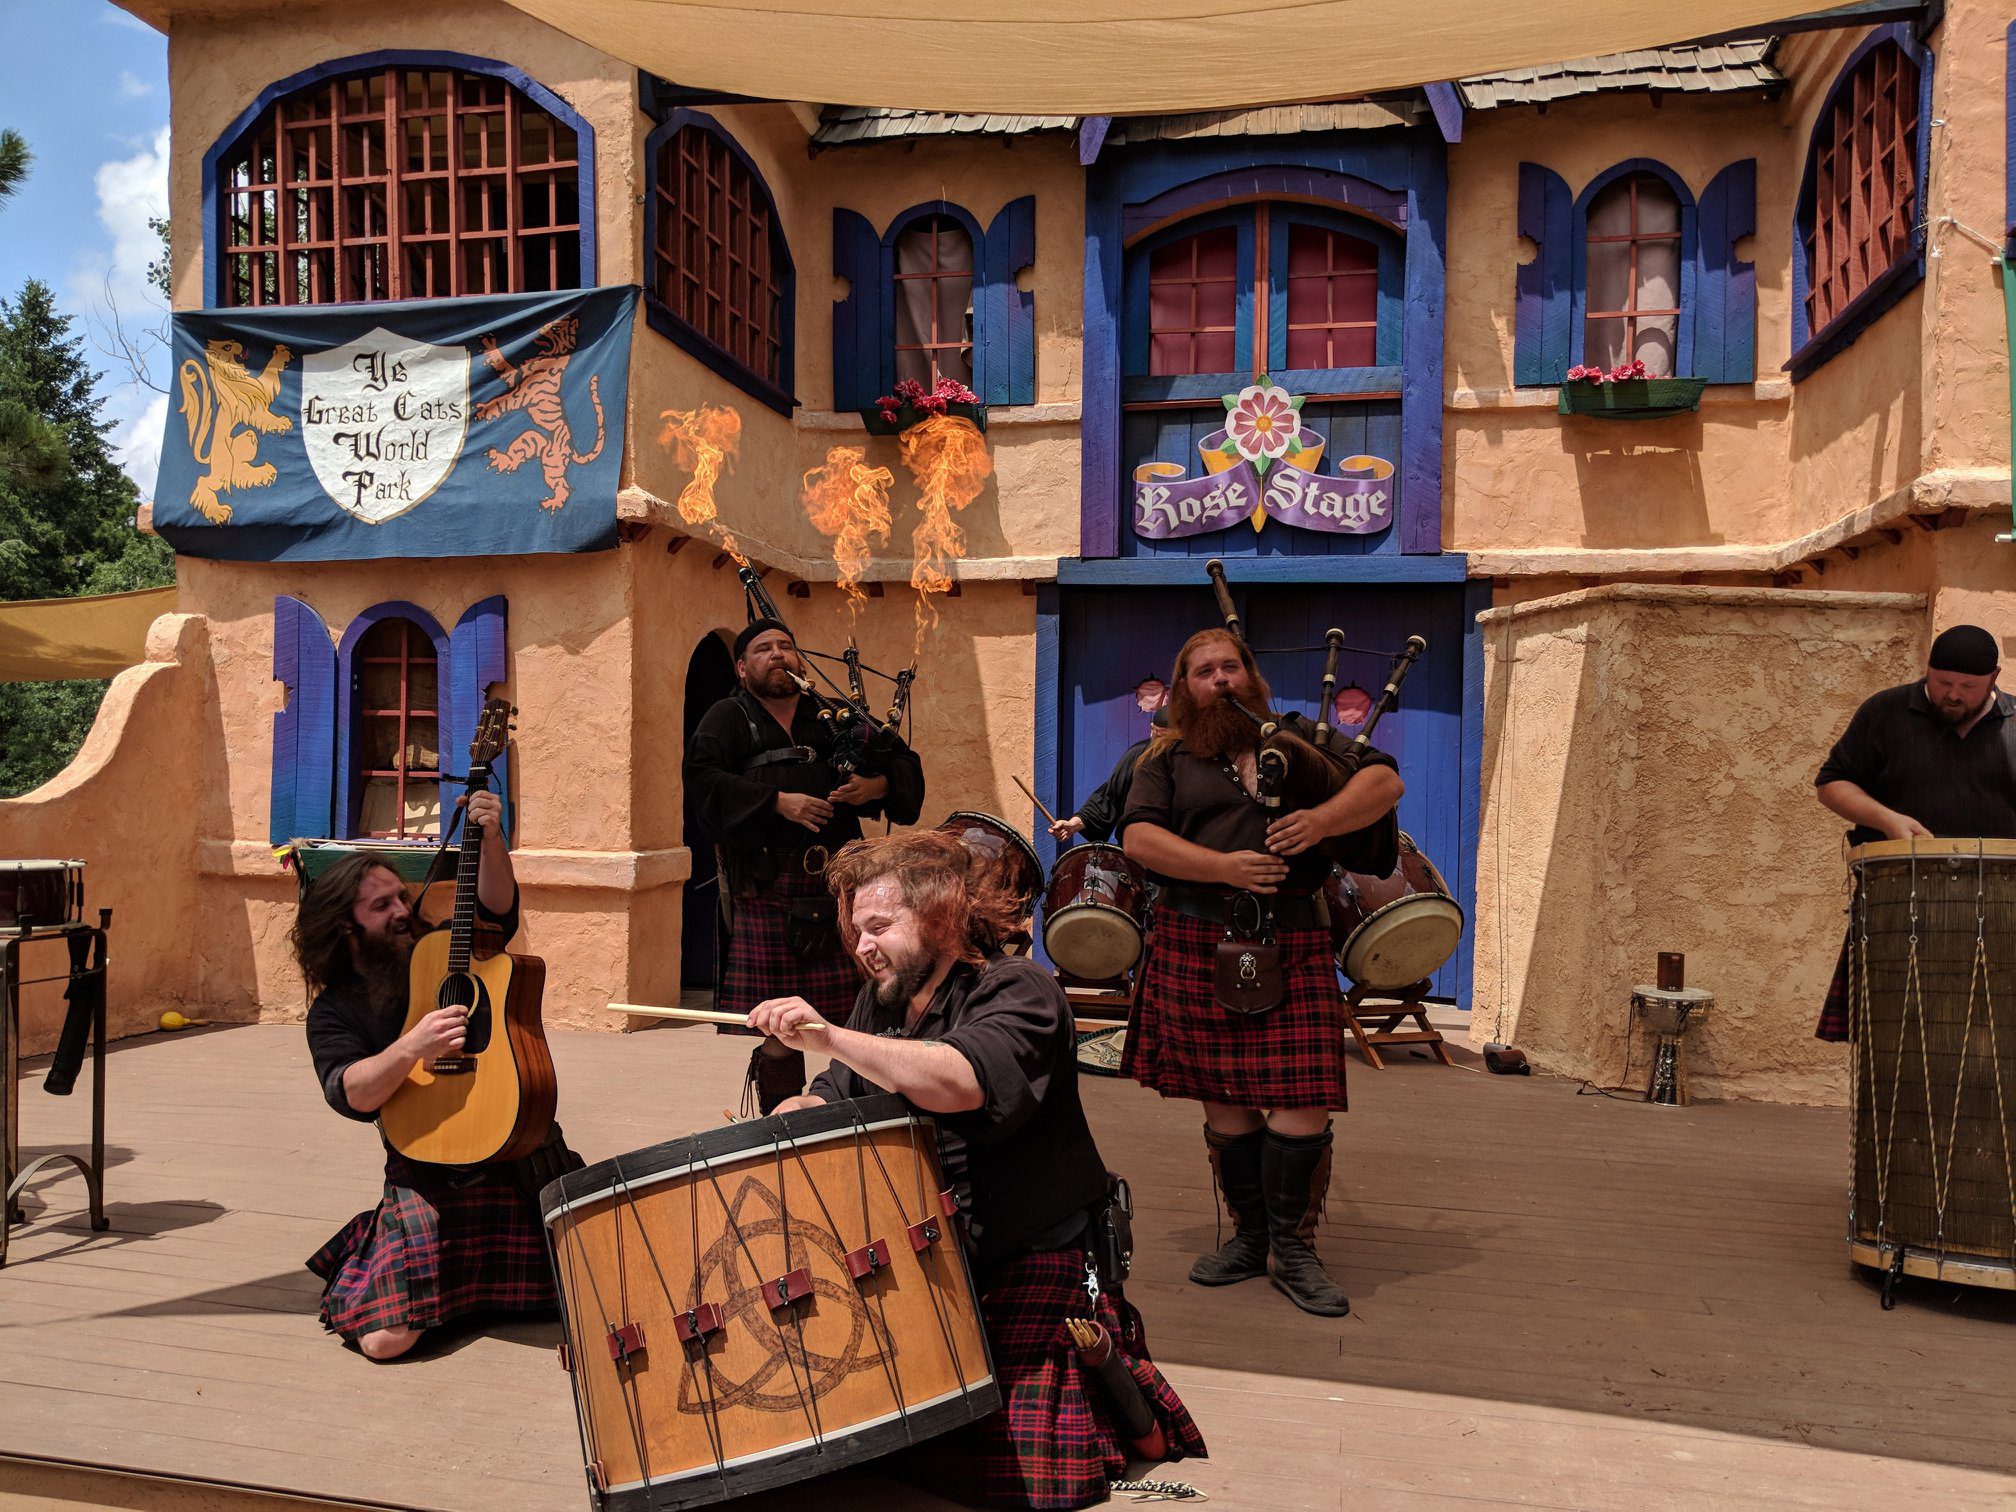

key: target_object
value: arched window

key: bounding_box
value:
[892,213,975,389]
[1583,172,1682,376]
[215,62,584,307]
[351,616,444,840]
[1805,40,1920,336]
[646,113,792,404]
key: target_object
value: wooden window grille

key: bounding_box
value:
[1583,172,1683,376]
[352,617,442,841]
[1147,225,1240,376]
[1283,224,1378,370]
[218,66,581,307]
[892,214,975,390]
[1805,42,1919,335]
[649,124,785,388]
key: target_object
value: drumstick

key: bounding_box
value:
[1013,774,1061,828]
[610,1002,830,1033]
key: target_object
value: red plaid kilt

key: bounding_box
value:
[716,869,861,1033]
[902,1248,1206,1509]
[306,1151,554,1342]
[1816,926,1853,1042]
[1124,908,1346,1111]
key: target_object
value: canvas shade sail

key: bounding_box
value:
[499,0,1820,116]
[0,587,176,683]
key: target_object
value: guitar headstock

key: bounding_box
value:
[470,698,516,768]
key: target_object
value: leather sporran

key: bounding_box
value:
[784,893,839,959]
[1213,932,1285,1015]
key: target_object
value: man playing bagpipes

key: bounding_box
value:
[1118,627,1402,1317]
[751,830,1206,1509]
[684,612,925,1112]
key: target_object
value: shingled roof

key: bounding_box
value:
[1454,41,1783,109]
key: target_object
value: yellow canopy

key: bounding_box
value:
[0,586,177,683]
[499,0,1818,116]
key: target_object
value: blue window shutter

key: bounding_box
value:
[832,208,885,410]
[1694,158,1757,384]
[270,595,336,845]
[980,195,1037,406]
[1515,163,1573,386]
[448,595,511,841]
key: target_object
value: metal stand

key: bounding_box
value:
[2,911,112,1267]
[1630,985,1712,1107]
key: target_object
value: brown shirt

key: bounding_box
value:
[1118,713,1398,889]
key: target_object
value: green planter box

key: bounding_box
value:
[289,840,444,904]
[1558,377,1707,420]
[859,400,988,436]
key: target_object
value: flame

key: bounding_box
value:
[801,446,894,619]
[899,415,991,650]
[658,405,745,564]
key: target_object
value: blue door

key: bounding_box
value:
[1051,581,1471,1001]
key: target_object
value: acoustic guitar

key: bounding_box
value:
[379,699,556,1166]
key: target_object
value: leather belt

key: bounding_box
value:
[1154,883,1328,932]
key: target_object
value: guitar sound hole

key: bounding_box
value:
[438,973,493,1063]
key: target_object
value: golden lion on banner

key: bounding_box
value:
[176,339,294,524]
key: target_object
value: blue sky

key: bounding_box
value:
[0,1,170,490]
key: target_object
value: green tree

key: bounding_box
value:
[0,279,174,797]
[0,131,29,209]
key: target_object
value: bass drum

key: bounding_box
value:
[936,812,1046,921]
[1042,842,1149,982]
[1325,832,1465,991]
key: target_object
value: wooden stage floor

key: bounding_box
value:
[2,1023,2012,1511]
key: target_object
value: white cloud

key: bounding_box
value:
[87,125,170,317]
[116,71,153,100]
[108,390,168,498]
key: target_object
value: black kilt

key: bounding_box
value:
[1124,908,1347,1110]
[899,1248,1207,1509]
[717,868,862,1031]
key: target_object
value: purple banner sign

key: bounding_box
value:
[1132,433,1394,541]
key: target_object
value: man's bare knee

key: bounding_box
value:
[358,1326,421,1361]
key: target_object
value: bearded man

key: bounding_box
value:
[1118,628,1403,1318]
[1813,623,2016,1039]
[751,831,1205,1509]
[296,791,575,1360]
[686,617,925,1113]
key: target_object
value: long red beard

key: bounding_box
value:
[1180,696,1259,760]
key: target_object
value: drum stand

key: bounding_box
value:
[2,914,112,1268]
[1342,980,1453,1069]
[1629,987,1712,1106]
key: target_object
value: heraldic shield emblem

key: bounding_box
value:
[301,327,470,525]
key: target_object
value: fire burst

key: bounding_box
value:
[899,415,992,649]
[801,446,893,619]
[658,405,745,563]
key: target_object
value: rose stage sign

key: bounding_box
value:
[1132,377,1394,541]
[154,286,638,561]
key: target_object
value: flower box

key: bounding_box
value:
[1557,377,1707,420]
[859,399,988,436]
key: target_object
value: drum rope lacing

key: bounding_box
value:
[553,1204,618,1489]
[676,1144,733,1485]
[1965,852,2016,1272]
[767,1131,835,1454]
[845,1109,916,1419]
[902,1116,977,1401]
[614,1152,716,1488]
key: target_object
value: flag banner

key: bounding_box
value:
[153,286,639,561]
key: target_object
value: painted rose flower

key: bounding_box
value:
[1224,382,1302,472]
[1134,676,1169,715]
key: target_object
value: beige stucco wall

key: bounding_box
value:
[1473,585,1924,1104]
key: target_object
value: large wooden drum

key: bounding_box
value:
[936,812,1045,921]
[0,860,84,934]
[1323,832,1465,991]
[1845,839,2016,1297]
[1042,842,1149,982]
[542,1097,999,1508]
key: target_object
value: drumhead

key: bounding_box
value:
[1,860,84,872]
[1848,837,2016,866]
[1045,904,1144,980]
[1339,895,1465,990]
[939,811,1044,907]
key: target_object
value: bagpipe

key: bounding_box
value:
[737,566,917,776]
[1204,557,1424,865]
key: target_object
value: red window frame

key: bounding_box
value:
[1582,172,1683,371]
[1282,223,1378,371]
[353,618,442,841]
[1805,42,1919,335]
[218,66,581,307]
[650,125,785,389]
[892,214,975,390]
[1146,225,1241,377]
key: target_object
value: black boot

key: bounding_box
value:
[1262,1125,1350,1317]
[1188,1127,1269,1286]
[744,1044,806,1116]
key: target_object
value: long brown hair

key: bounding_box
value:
[825,830,1023,968]
[1147,629,1274,760]
[291,854,398,997]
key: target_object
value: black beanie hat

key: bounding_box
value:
[734,617,792,660]
[1928,624,1999,676]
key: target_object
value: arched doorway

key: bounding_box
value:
[681,630,740,991]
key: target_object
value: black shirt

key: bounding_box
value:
[805,954,1109,1272]
[1118,714,1399,889]
[1816,682,2016,845]
[1074,736,1151,844]
[305,889,520,1124]
[684,690,925,863]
